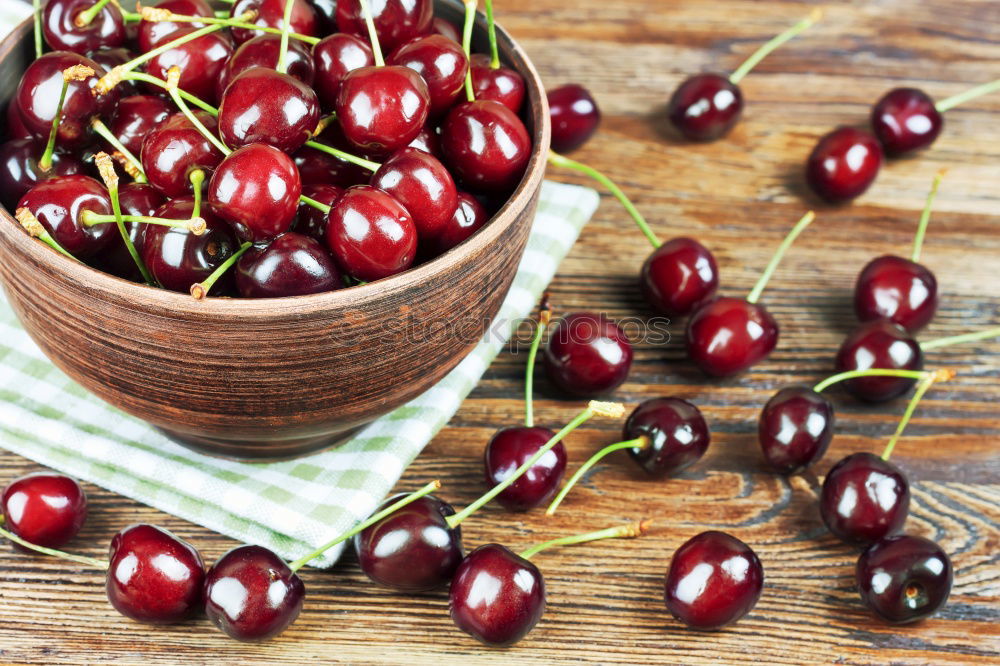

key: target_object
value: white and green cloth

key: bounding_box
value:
[0,181,599,566]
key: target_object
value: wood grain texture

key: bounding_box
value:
[1,0,999,663]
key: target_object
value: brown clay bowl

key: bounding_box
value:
[0,1,551,459]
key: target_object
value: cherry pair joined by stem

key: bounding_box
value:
[42,0,126,54]
[1,472,87,549]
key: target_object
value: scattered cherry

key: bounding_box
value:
[758,387,834,474]
[834,319,923,402]
[548,84,601,153]
[624,398,710,477]
[856,535,952,623]
[668,74,743,142]
[820,452,909,545]
[870,88,942,156]
[483,427,565,511]
[641,237,719,317]
[1,472,87,549]
[805,127,883,203]
[543,312,633,397]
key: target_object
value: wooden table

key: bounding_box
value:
[2,1,999,663]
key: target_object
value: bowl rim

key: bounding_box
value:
[0,6,551,317]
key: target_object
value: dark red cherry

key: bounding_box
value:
[216,34,315,99]
[421,189,487,257]
[483,426,566,511]
[758,387,834,474]
[806,127,883,203]
[369,147,458,239]
[335,0,433,53]
[388,35,469,117]
[311,33,374,111]
[6,99,35,140]
[43,0,126,54]
[17,174,115,257]
[543,311,633,397]
[686,297,779,376]
[856,535,952,624]
[548,84,601,153]
[218,69,320,153]
[292,141,370,188]
[408,124,442,158]
[431,17,461,43]
[353,494,463,591]
[870,88,943,156]
[141,111,224,198]
[834,319,923,402]
[325,184,417,282]
[854,255,938,333]
[137,0,213,53]
[106,524,205,624]
[470,53,525,113]
[91,182,165,281]
[623,398,710,477]
[667,74,743,142]
[336,65,430,154]
[449,544,545,646]
[107,94,172,156]
[294,183,342,242]
[820,452,910,545]
[236,232,343,297]
[204,545,305,642]
[1,472,87,549]
[85,47,139,96]
[440,100,531,193]
[664,531,763,629]
[0,138,84,209]
[229,0,318,45]
[640,237,719,317]
[145,28,233,104]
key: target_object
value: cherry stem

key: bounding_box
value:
[548,151,660,248]
[935,77,1000,113]
[485,0,499,69]
[190,241,252,299]
[746,210,814,305]
[524,297,551,428]
[122,71,219,115]
[911,169,945,264]
[147,11,320,45]
[462,0,477,102]
[813,368,937,393]
[94,152,155,285]
[303,140,381,172]
[276,0,295,74]
[518,520,650,560]
[90,118,147,183]
[313,113,337,136]
[299,195,332,215]
[445,401,626,529]
[0,517,108,570]
[39,67,93,172]
[920,327,1000,351]
[81,211,207,235]
[728,8,822,85]
[189,169,205,219]
[15,207,79,261]
[32,0,42,59]
[74,0,112,28]
[287,480,442,572]
[358,0,385,66]
[880,369,953,461]
[545,436,648,516]
[165,67,232,157]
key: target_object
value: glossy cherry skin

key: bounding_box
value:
[834,319,923,402]
[640,237,719,317]
[548,84,601,153]
[204,545,305,642]
[325,185,418,282]
[421,190,488,258]
[664,531,763,630]
[217,34,315,99]
[107,95,172,156]
[856,535,952,624]
[137,0,213,53]
[354,494,464,592]
[854,255,938,333]
[470,53,525,113]
[408,124,442,159]
[43,0,126,54]
[623,398,710,477]
[432,17,461,43]
[758,387,834,474]
[335,0,433,54]
[820,452,910,546]
[667,74,743,142]
[294,183,343,242]
[0,138,83,209]
[441,100,531,193]
[449,544,545,647]
[236,232,343,298]
[218,69,320,153]
[543,312,633,397]
[105,524,205,624]
[293,142,370,188]
[91,182,165,281]
[686,297,779,377]
[311,33,374,111]
[229,0,318,45]
[141,111,224,198]
[17,174,115,257]
[370,147,458,239]
[145,28,233,104]
[389,35,469,117]
[483,426,566,511]
[1,472,87,549]
[806,127,883,203]
[871,88,943,156]
[336,66,431,154]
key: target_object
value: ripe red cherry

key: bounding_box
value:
[686,297,779,376]
[312,33,374,110]
[105,524,205,624]
[236,232,343,298]
[353,494,463,591]
[547,84,601,153]
[137,0,213,52]
[218,69,320,153]
[640,237,719,317]
[204,545,305,642]
[141,111,224,198]
[664,531,763,629]
[17,174,115,257]
[294,183,342,242]
[440,100,531,193]
[388,35,469,117]
[43,0,126,54]
[336,66,431,154]
[0,138,83,209]
[325,185,417,282]
[1,472,87,549]
[107,94,172,156]
[408,124,442,158]
[229,0,318,45]
[758,387,834,474]
[369,147,458,239]
[335,0,433,53]
[421,189,488,258]
[806,127,883,203]
[543,312,633,397]
[667,74,743,142]
[820,452,910,545]
[623,398,710,477]
[834,320,923,402]
[449,544,545,646]
[216,34,316,99]
[483,426,566,511]
[145,28,233,104]
[470,53,525,113]
[855,256,937,333]
[91,182,165,281]
[856,535,952,624]
[870,88,943,156]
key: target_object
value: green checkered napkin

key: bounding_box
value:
[0,181,599,567]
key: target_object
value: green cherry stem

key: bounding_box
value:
[32,0,42,58]
[462,0,477,102]
[544,436,648,516]
[911,169,945,263]
[90,118,147,183]
[935,77,1000,113]
[445,400,626,529]
[81,211,207,234]
[920,327,1000,351]
[141,10,321,45]
[39,66,95,172]
[303,140,381,171]
[190,241,252,299]
[484,0,499,69]
[358,0,385,66]
[276,0,296,74]
[0,516,108,570]
[165,67,232,156]
[812,368,937,394]
[74,0,112,28]
[547,151,660,248]
[189,169,206,219]
[299,195,332,215]
[519,520,650,560]
[94,152,155,285]
[14,207,79,261]
[880,369,953,462]
[728,8,822,85]
[524,297,551,428]
[121,71,220,115]
[746,210,815,305]
[287,480,442,572]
